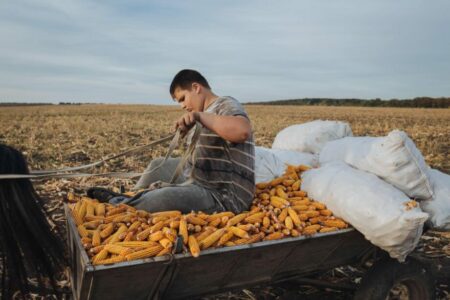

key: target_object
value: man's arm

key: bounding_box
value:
[175,112,251,143]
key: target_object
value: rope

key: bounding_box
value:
[0,127,190,181]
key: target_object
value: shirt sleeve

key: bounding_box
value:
[215,97,249,119]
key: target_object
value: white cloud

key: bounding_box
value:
[0,0,449,103]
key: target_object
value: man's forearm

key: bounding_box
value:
[196,112,251,143]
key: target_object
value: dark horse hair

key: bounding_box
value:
[0,144,66,298]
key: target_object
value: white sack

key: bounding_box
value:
[266,148,319,168]
[302,162,428,261]
[420,169,450,230]
[319,130,434,200]
[272,120,353,154]
[254,147,286,183]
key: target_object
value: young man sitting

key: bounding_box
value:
[89,69,255,214]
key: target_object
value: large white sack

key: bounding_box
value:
[302,162,429,261]
[272,120,353,154]
[254,147,286,183]
[319,130,434,200]
[420,169,450,230]
[266,148,319,167]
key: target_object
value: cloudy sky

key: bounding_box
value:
[1,1,449,104]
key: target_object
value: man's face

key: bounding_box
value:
[172,84,204,112]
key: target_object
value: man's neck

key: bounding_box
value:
[203,91,219,111]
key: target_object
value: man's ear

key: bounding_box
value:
[192,82,201,94]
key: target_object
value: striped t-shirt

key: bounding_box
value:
[184,96,255,213]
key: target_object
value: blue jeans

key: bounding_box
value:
[109,157,224,214]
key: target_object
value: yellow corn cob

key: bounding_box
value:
[208,217,222,227]
[186,215,208,226]
[151,210,182,219]
[270,177,284,186]
[163,227,177,242]
[296,165,310,172]
[244,212,266,223]
[77,200,87,220]
[77,225,90,238]
[256,182,269,189]
[320,209,333,216]
[151,216,168,224]
[196,228,215,242]
[83,220,102,229]
[304,224,321,232]
[150,221,165,233]
[291,229,300,237]
[104,244,132,256]
[112,214,134,223]
[123,231,135,242]
[285,216,294,230]
[229,226,250,239]
[157,247,172,256]
[94,255,127,265]
[108,225,127,244]
[84,215,104,222]
[136,210,150,218]
[188,235,201,257]
[89,245,105,255]
[100,223,114,239]
[179,219,188,245]
[106,206,127,217]
[159,238,173,249]
[170,220,180,229]
[81,237,92,245]
[293,191,307,197]
[199,228,226,250]
[92,249,109,264]
[298,213,309,221]
[92,230,101,247]
[226,213,248,227]
[206,212,235,222]
[320,227,338,233]
[303,228,318,235]
[259,193,270,201]
[323,219,347,229]
[291,180,301,191]
[264,232,284,241]
[125,245,164,261]
[217,230,235,246]
[305,211,320,218]
[276,187,289,199]
[149,231,164,242]
[270,196,290,209]
[136,227,152,241]
[278,208,288,222]
[236,224,254,232]
[86,202,95,216]
[128,221,142,232]
[220,216,229,227]
[282,179,295,187]
[224,241,236,247]
[282,228,291,236]
[247,232,265,244]
[262,216,271,229]
[311,202,326,210]
[287,208,301,226]
[291,205,309,212]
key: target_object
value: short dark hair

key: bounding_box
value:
[169,69,210,97]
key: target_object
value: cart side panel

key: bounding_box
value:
[274,229,372,280]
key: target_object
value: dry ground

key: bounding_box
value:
[0,104,449,299]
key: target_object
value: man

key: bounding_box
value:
[89,69,255,214]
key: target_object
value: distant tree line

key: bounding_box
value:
[246,97,450,108]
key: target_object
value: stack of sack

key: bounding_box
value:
[256,120,449,262]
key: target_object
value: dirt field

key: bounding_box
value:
[0,104,449,299]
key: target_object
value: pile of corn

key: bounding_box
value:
[68,165,348,265]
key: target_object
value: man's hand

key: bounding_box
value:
[174,112,200,136]
[147,180,164,191]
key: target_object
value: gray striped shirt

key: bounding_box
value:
[185,96,255,213]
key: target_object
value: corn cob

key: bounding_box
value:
[217,230,235,246]
[186,215,207,226]
[92,249,109,264]
[199,228,226,250]
[125,245,164,261]
[287,208,301,226]
[159,238,173,249]
[104,244,132,256]
[151,210,181,218]
[115,241,159,248]
[157,247,172,256]
[284,216,294,230]
[270,196,289,209]
[188,235,200,257]
[320,209,333,216]
[244,212,266,223]
[77,225,90,238]
[264,232,284,241]
[291,180,301,191]
[278,208,288,222]
[92,230,101,247]
[108,225,127,244]
[229,226,250,239]
[179,219,188,245]
[276,187,288,199]
[322,219,347,229]
[320,227,338,233]
[226,213,248,227]
[149,231,164,242]
[100,223,114,239]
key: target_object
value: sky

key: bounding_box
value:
[0,0,449,104]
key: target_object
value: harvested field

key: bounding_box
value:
[0,104,449,299]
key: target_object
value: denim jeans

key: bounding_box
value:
[109,157,224,214]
